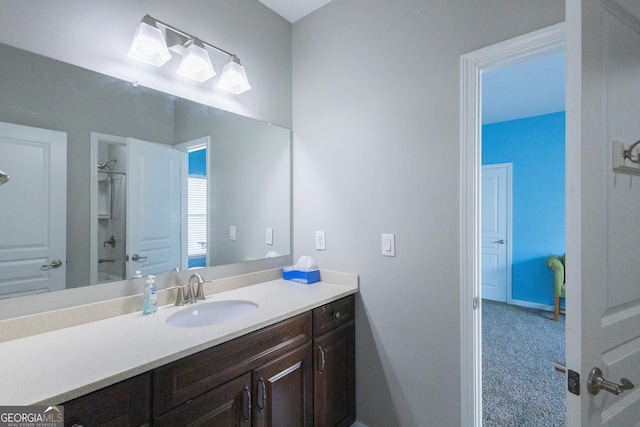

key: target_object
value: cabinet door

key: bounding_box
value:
[314,322,356,427]
[63,372,151,427]
[155,372,252,427]
[253,342,313,427]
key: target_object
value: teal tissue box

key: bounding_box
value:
[283,267,320,284]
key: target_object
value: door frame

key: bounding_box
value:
[175,136,211,270]
[459,23,566,426]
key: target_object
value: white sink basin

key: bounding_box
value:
[166,300,259,328]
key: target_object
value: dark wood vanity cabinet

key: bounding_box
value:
[63,372,151,427]
[153,311,313,426]
[313,296,356,427]
[61,295,355,427]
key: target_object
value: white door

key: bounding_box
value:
[566,1,640,425]
[126,137,181,278]
[0,122,66,297]
[481,164,511,302]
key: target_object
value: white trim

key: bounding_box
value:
[459,22,565,426]
[509,299,555,313]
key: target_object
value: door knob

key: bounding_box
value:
[131,254,147,262]
[494,239,505,244]
[41,259,63,270]
[587,367,634,395]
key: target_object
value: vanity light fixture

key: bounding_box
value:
[128,15,251,94]
[127,16,171,66]
[177,39,216,82]
[217,55,251,94]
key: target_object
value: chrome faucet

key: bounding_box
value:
[189,273,206,301]
[174,273,206,306]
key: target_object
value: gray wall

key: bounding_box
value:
[292,1,564,425]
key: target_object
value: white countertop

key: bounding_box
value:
[0,276,357,405]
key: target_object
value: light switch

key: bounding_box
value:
[316,231,326,250]
[266,228,273,245]
[229,226,236,241]
[381,234,395,257]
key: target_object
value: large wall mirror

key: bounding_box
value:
[0,42,291,305]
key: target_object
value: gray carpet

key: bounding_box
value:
[482,300,565,426]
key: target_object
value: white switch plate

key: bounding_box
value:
[229,226,236,241]
[316,231,326,250]
[381,234,396,257]
[266,228,273,245]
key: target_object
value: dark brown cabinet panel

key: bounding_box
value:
[154,312,312,417]
[154,372,252,427]
[253,343,313,427]
[63,372,151,427]
[313,295,356,427]
[313,322,356,427]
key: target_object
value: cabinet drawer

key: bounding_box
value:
[155,372,252,427]
[64,372,151,427]
[154,312,312,417]
[313,295,355,337]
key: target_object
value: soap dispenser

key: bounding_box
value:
[143,275,157,315]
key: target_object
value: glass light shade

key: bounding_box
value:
[177,43,216,82]
[127,21,171,67]
[217,57,251,94]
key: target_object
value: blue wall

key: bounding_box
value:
[482,112,565,306]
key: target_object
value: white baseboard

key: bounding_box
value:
[351,421,370,427]
[507,298,554,312]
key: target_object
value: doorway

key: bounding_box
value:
[459,23,566,426]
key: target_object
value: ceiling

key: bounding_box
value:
[482,50,566,125]
[258,0,332,23]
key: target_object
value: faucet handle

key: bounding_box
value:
[182,284,193,302]
[195,281,206,301]
[170,286,185,306]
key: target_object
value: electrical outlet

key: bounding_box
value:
[229,226,236,241]
[316,231,326,250]
[266,228,273,245]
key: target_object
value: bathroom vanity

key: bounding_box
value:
[0,270,357,427]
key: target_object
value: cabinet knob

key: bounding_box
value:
[333,311,341,319]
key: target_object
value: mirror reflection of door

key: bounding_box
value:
[126,137,182,278]
[90,134,182,282]
[0,121,67,297]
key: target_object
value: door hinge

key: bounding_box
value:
[473,297,479,310]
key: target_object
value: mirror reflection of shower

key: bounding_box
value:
[96,143,127,283]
